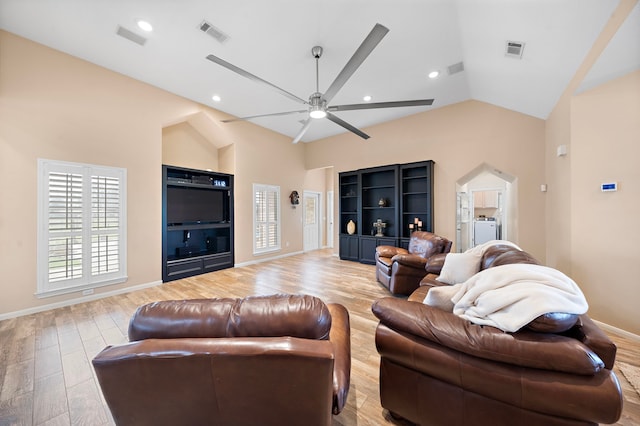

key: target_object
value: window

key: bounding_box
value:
[253,184,280,254]
[37,159,127,297]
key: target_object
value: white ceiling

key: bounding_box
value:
[1,0,637,143]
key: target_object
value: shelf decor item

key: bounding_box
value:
[347,220,356,235]
[373,219,387,237]
[378,198,387,207]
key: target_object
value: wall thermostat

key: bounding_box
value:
[601,182,617,192]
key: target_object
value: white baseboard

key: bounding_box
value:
[593,319,640,342]
[0,280,162,321]
[234,250,304,268]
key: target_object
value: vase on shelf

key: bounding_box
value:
[347,220,356,235]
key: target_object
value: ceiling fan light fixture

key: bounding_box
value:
[309,107,327,119]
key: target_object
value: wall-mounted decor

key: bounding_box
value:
[289,190,300,205]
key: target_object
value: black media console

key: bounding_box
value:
[162,165,234,282]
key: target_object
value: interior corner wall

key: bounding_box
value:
[162,122,219,171]
[218,144,236,175]
[305,100,547,261]
[230,122,307,264]
[569,71,640,334]
[545,99,573,274]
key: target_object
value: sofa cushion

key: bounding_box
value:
[372,297,604,375]
[481,245,539,270]
[408,232,446,258]
[128,294,332,341]
[527,312,579,333]
[435,252,482,285]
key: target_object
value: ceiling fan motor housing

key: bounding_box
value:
[309,92,327,118]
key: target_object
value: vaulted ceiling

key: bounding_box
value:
[1,0,638,143]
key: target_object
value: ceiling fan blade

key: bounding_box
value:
[222,110,308,123]
[206,54,308,105]
[329,99,434,112]
[323,23,389,104]
[326,112,370,140]
[292,119,313,144]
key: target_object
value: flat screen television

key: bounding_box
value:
[167,186,225,225]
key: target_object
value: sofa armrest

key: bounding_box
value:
[564,315,617,370]
[391,253,428,269]
[371,297,605,375]
[376,245,408,258]
[425,253,447,274]
[327,303,351,414]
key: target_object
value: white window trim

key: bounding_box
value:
[253,183,281,255]
[37,159,127,298]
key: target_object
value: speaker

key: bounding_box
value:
[216,236,229,253]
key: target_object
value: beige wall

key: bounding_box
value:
[306,100,547,260]
[1,29,637,335]
[569,71,640,334]
[162,122,219,171]
[0,31,306,316]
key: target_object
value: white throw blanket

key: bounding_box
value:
[425,263,588,332]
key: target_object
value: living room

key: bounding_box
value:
[0,0,638,423]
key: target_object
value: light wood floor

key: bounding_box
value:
[0,249,638,425]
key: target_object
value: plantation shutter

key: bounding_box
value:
[38,159,127,297]
[91,175,121,276]
[254,184,280,254]
[47,171,84,283]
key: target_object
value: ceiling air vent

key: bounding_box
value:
[199,20,229,43]
[505,41,525,59]
[447,61,465,75]
[116,26,147,46]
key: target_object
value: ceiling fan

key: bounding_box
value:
[205,23,434,143]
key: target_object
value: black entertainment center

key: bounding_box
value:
[162,165,234,282]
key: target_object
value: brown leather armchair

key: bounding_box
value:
[371,245,623,425]
[375,231,452,295]
[92,294,351,426]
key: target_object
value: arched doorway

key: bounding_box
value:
[455,163,517,252]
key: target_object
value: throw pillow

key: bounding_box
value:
[436,252,482,285]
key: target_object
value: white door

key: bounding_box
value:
[326,191,334,248]
[303,191,321,252]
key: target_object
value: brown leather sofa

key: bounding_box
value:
[375,231,452,295]
[93,294,351,426]
[372,244,623,426]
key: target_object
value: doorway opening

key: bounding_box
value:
[303,190,322,252]
[456,163,517,252]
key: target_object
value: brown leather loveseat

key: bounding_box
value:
[375,231,452,295]
[93,294,351,426]
[372,244,623,425]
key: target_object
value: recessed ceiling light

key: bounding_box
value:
[212,95,221,102]
[428,70,440,79]
[136,20,153,32]
[363,95,372,102]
